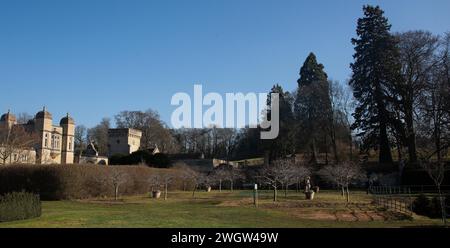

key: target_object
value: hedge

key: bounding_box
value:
[0,192,41,222]
[0,165,188,200]
[412,194,449,219]
[109,151,171,168]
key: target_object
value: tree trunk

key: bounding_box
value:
[406,129,418,163]
[284,184,288,198]
[164,183,168,201]
[379,121,393,164]
[192,184,197,198]
[341,186,345,198]
[405,98,418,163]
[437,185,447,226]
[346,186,350,203]
[435,124,442,162]
[115,185,119,201]
[219,179,222,192]
[396,135,403,162]
[230,180,234,192]
[273,187,278,202]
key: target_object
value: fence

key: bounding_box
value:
[373,195,413,215]
[370,186,413,195]
[370,185,450,194]
[369,185,450,220]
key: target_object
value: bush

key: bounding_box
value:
[412,194,446,219]
[149,153,171,168]
[412,194,431,216]
[110,151,171,168]
[0,192,41,222]
[109,154,128,165]
[0,165,187,200]
[429,196,443,218]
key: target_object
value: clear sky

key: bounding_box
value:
[1,0,449,128]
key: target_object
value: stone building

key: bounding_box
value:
[0,108,75,164]
[78,142,108,165]
[107,128,142,156]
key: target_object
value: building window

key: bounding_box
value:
[69,138,72,151]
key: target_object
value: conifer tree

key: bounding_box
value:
[294,53,332,163]
[264,84,295,161]
[349,5,402,164]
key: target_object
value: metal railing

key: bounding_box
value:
[371,185,450,194]
[373,195,414,215]
[369,185,450,220]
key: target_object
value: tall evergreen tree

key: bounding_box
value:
[294,53,332,163]
[264,84,295,162]
[349,5,402,164]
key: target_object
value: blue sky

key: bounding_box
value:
[1,0,449,128]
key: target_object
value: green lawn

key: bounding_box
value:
[0,190,444,228]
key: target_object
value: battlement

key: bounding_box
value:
[107,128,142,156]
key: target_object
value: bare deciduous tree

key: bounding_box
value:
[271,159,311,198]
[16,113,33,125]
[223,166,245,192]
[74,125,87,160]
[292,162,312,193]
[175,166,203,198]
[161,172,174,200]
[174,164,195,191]
[212,165,228,192]
[259,160,294,202]
[420,160,448,225]
[148,174,162,192]
[115,109,179,153]
[108,168,128,201]
[319,161,366,202]
[396,31,440,163]
[277,160,296,198]
[148,173,173,200]
[87,118,110,156]
[0,125,38,165]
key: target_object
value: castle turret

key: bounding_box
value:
[34,107,53,164]
[0,110,17,129]
[60,113,75,164]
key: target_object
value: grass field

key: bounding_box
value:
[0,190,445,228]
